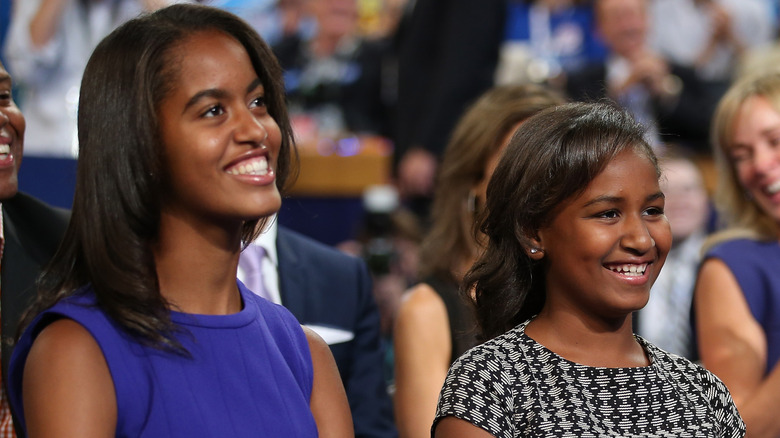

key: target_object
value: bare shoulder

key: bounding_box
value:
[398,282,449,326]
[24,318,117,437]
[27,318,107,374]
[302,325,331,359]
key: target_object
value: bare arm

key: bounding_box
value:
[695,258,780,437]
[23,319,116,438]
[28,0,71,48]
[434,417,495,438]
[393,283,452,438]
[304,327,354,438]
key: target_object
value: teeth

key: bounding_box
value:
[767,180,780,195]
[608,264,647,276]
[228,157,269,176]
[0,144,9,156]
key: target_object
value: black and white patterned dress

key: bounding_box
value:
[434,319,745,437]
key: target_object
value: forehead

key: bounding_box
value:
[166,30,256,90]
[597,0,644,17]
[733,96,780,138]
[583,149,658,195]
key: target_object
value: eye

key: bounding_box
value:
[729,146,752,164]
[249,95,267,110]
[643,206,665,216]
[202,104,224,118]
[595,210,620,219]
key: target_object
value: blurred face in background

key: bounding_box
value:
[310,0,358,40]
[472,124,521,213]
[729,95,780,225]
[596,0,648,59]
[660,158,710,241]
[0,62,25,200]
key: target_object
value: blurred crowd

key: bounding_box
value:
[4,0,780,436]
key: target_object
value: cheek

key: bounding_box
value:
[262,117,282,146]
[734,164,754,188]
[651,219,673,256]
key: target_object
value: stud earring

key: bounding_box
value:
[530,248,538,254]
[467,191,477,213]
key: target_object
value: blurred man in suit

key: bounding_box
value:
[0,61,70,435]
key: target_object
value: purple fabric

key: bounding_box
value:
[704,238,780,373]
[9,281,316,437]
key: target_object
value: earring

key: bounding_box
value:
[467,191,477,213]
[530,248,538,254]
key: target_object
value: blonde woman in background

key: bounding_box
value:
[392,84,564,438]
[695,71,780,437]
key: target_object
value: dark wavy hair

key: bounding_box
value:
[24,4,296,352]
[464,101,657,341]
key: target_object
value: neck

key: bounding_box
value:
[153,211,243,315]
[525,307,649,367]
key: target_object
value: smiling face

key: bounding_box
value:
[0,62,25,200]
[533,148,671,320]
[157,30,282,229]
[729,95,780,224]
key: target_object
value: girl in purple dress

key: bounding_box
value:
[8,4,352,437]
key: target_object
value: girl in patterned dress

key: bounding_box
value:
[433,102,745,437]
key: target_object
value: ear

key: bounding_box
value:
[524,231,545,260]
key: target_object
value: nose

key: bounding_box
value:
[233,107,268,146]
[620,215,654,254]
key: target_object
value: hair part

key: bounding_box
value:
[464,101,657,341]
[26,4,295,351]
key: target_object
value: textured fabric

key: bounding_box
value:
[8,281,317,437]
[703,238,780,373]
[434,319,745,438]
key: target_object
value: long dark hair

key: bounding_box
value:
[24,4,296,351]
[465,102,657,341]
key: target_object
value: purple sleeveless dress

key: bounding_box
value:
[8,281,318,437]
[704,238,780,373]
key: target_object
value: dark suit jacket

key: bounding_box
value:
[276,227,396,438]
[565,61,724,152]
[1,192,69,435]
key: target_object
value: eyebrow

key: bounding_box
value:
[182,78,264,114]
[583,191,665,207]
